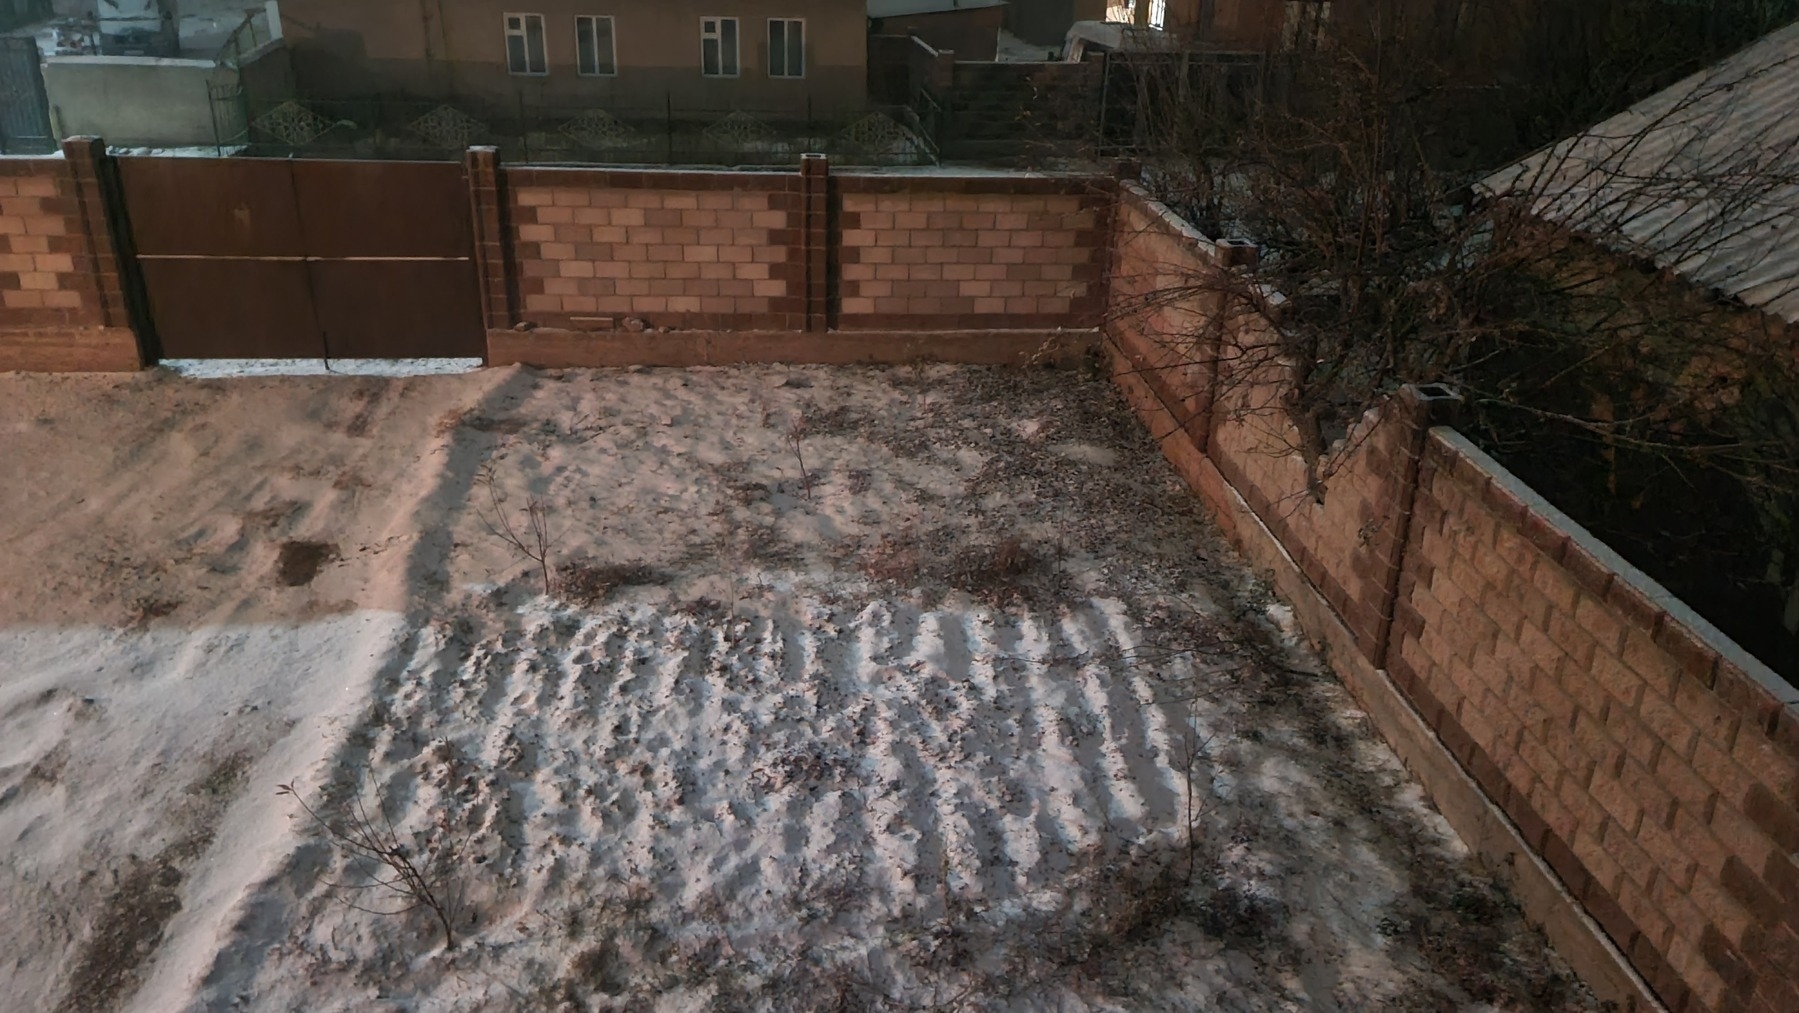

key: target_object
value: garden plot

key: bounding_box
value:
[0,364,1596,1012]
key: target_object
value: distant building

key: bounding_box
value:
[1483,18,1799,329]
[866,0,1008,61]
[277,0,869,115]
[1004,0,1106,48]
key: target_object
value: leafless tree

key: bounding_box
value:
[1108,1,1799,664]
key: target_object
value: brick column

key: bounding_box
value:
[59,137,131,334]
[1371,382,1463,668]
[465,146,514,335]
[799,153,829,332]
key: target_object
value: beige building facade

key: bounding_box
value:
[279,0,869,115]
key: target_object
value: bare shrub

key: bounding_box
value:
[474,464,559,596]
[277,773,466,951]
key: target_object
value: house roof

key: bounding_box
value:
[867,0,1009,19]
[1482,21,1799,323]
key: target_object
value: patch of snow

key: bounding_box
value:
[161,358,486,378]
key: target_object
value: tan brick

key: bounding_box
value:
[665,261,701,281]
[24,215,65,237]
[698,191,735,210]
[41,289,81,309]
[561,295,598,313]
[539,242,575,260]
[624,192,662,209]
[0,253,32,271]
[0,217,24,236]
[33,253,74,274]
[518,224,555,242]
[558,260,596,279]
[737,262,770,280]
[0,196,41,217]
[543,277,581,296]
[750,210,787,228]
[514,187,554,206]
[523,293,561,312]
[699,262,734,281]
[751,279,784,298]
[611,207,646,227]
[682,246,718,263]
[551,189,590,207]
[17,271,56,290]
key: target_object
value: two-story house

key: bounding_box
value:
[277,0,868,116]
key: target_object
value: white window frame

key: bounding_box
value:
[504,13,548,76]
[767,18,804,79]
[575,14,617,77]
[700,16,739,78]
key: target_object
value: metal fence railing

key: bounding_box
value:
[208,91,936,167]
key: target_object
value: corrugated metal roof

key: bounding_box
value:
[1483,21,1799,323]
[868,0,1009,19]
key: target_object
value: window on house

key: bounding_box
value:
[576,15,616,76]
[768,18,804,78]
[505,13,547,75]
[701,17,738,77]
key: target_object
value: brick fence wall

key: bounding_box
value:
[1,151,1111,371]
[1106,181,1799,1013]
[506,167,805,332]
[834,175,1109,330]
[1396,433,1799,1013]
[0,139,138,371]
[480,160,1113,363]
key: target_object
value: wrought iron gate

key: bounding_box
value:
[0,36,53,155]
[116,156,485,360]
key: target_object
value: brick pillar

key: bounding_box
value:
[465,146,514,336]
[1193,243,1262,455]
[800,153,829,333]
[59,137,131,335]
[1372,383,1463,668]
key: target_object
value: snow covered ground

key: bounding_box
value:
[0,363,1597,1011]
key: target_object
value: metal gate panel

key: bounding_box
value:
[0,36,53,155]
[137,259,323,359]
[290,160,475,259]
[119,157,304,257]
[115,155,483,361]
[308,259,484,360]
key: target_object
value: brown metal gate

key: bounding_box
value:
[117,157,485,360]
